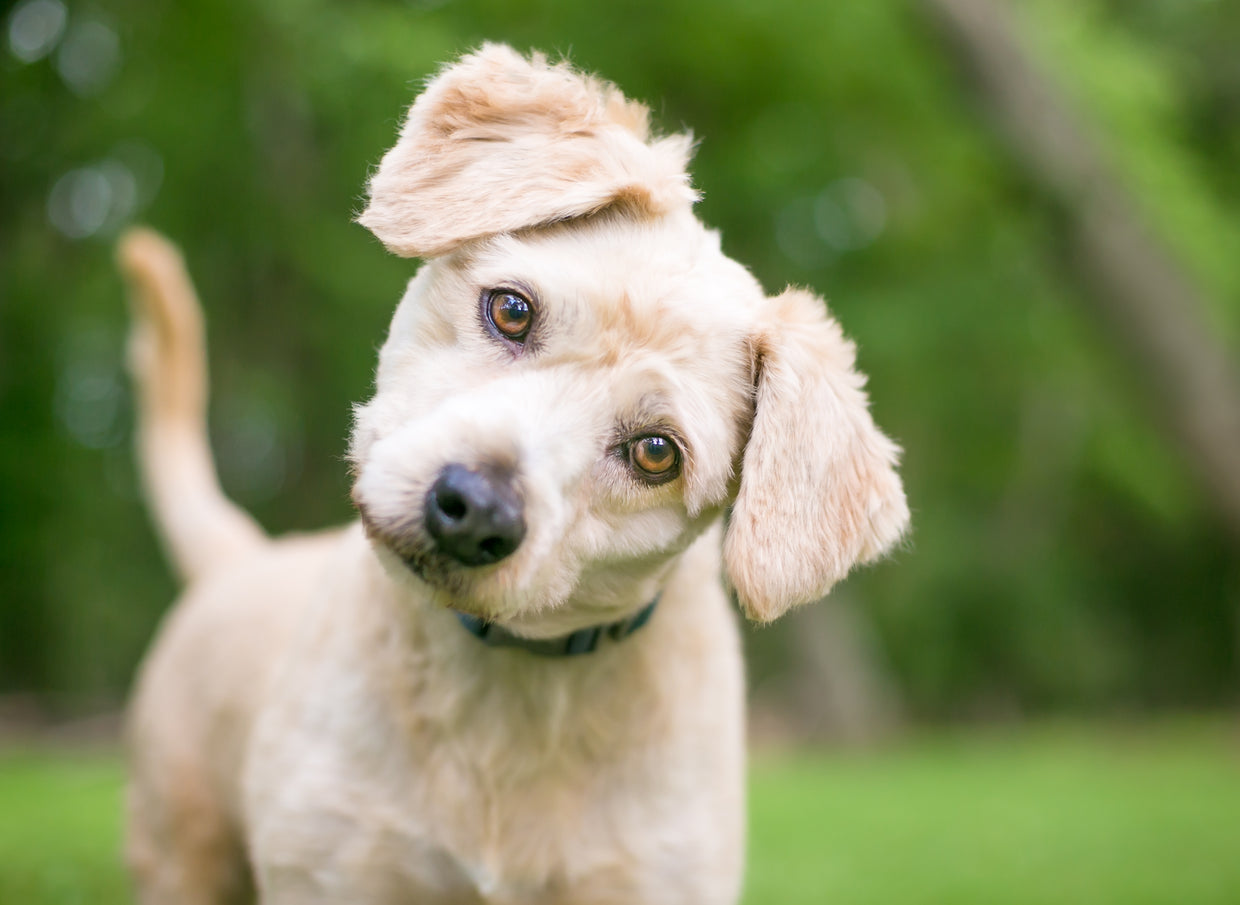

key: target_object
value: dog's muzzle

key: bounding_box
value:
[424,463,526,566]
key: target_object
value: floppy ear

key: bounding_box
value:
[724,289,909,623]
[357,43,698,258]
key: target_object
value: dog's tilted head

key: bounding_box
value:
[348,44,909,637]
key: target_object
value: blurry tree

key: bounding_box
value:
[923,0,1240,545]
[0,0,1236,722]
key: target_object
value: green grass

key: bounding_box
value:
[748,720,1240,904]
[0,748,128,905]
[2,720,1238,904]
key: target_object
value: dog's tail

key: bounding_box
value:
[117,228,267,584]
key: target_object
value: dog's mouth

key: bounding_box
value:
[402,551,525,622]
[355,502,511,614]
[400,546,470,592]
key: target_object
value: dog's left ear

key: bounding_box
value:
[358,43,697,258]
[723,289,909,623]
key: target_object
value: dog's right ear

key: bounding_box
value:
[358,44,697,259]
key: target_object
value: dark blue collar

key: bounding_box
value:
[454,596,659,657]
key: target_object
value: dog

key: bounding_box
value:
[119,44,909,905]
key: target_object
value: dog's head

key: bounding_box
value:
[349,45,908,637]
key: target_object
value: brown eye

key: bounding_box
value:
[629,435,680,483]
[488,289,533,342]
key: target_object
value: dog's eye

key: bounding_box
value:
[487,289,534,342]
[628,435,680,483]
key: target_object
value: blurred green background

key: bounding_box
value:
[1,0,1239,900]
[3,0,1238,719]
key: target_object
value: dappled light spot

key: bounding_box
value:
[6,0,66,64]
[47,167,111,238]
[815,177,887,252]
[47,158,139,239]
[54,17,119,97]
[776,178,888,270]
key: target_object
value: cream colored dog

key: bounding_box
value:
[119,44,908,905]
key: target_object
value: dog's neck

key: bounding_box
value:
[452,594,660,657]
[353,522,731,761]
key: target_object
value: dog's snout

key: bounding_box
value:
[425,464,525,566]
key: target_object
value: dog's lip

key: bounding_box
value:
[357,508,506,619]
[399,559,507,621]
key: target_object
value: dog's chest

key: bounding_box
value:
[293,736,723,905]
[245,557,744,903]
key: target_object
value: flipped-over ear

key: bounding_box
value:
[724,289,909,623]
[357,43,698,258]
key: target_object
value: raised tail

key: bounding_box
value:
[117,228,266,584]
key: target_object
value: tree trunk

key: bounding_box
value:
[919,0,1240,545]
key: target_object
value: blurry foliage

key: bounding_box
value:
[0,0,1237,716]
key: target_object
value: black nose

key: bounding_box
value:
[424,464,526,566]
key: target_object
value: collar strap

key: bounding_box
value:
[455,596,659,658]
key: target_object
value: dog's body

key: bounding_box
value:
[121,46,908,905]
